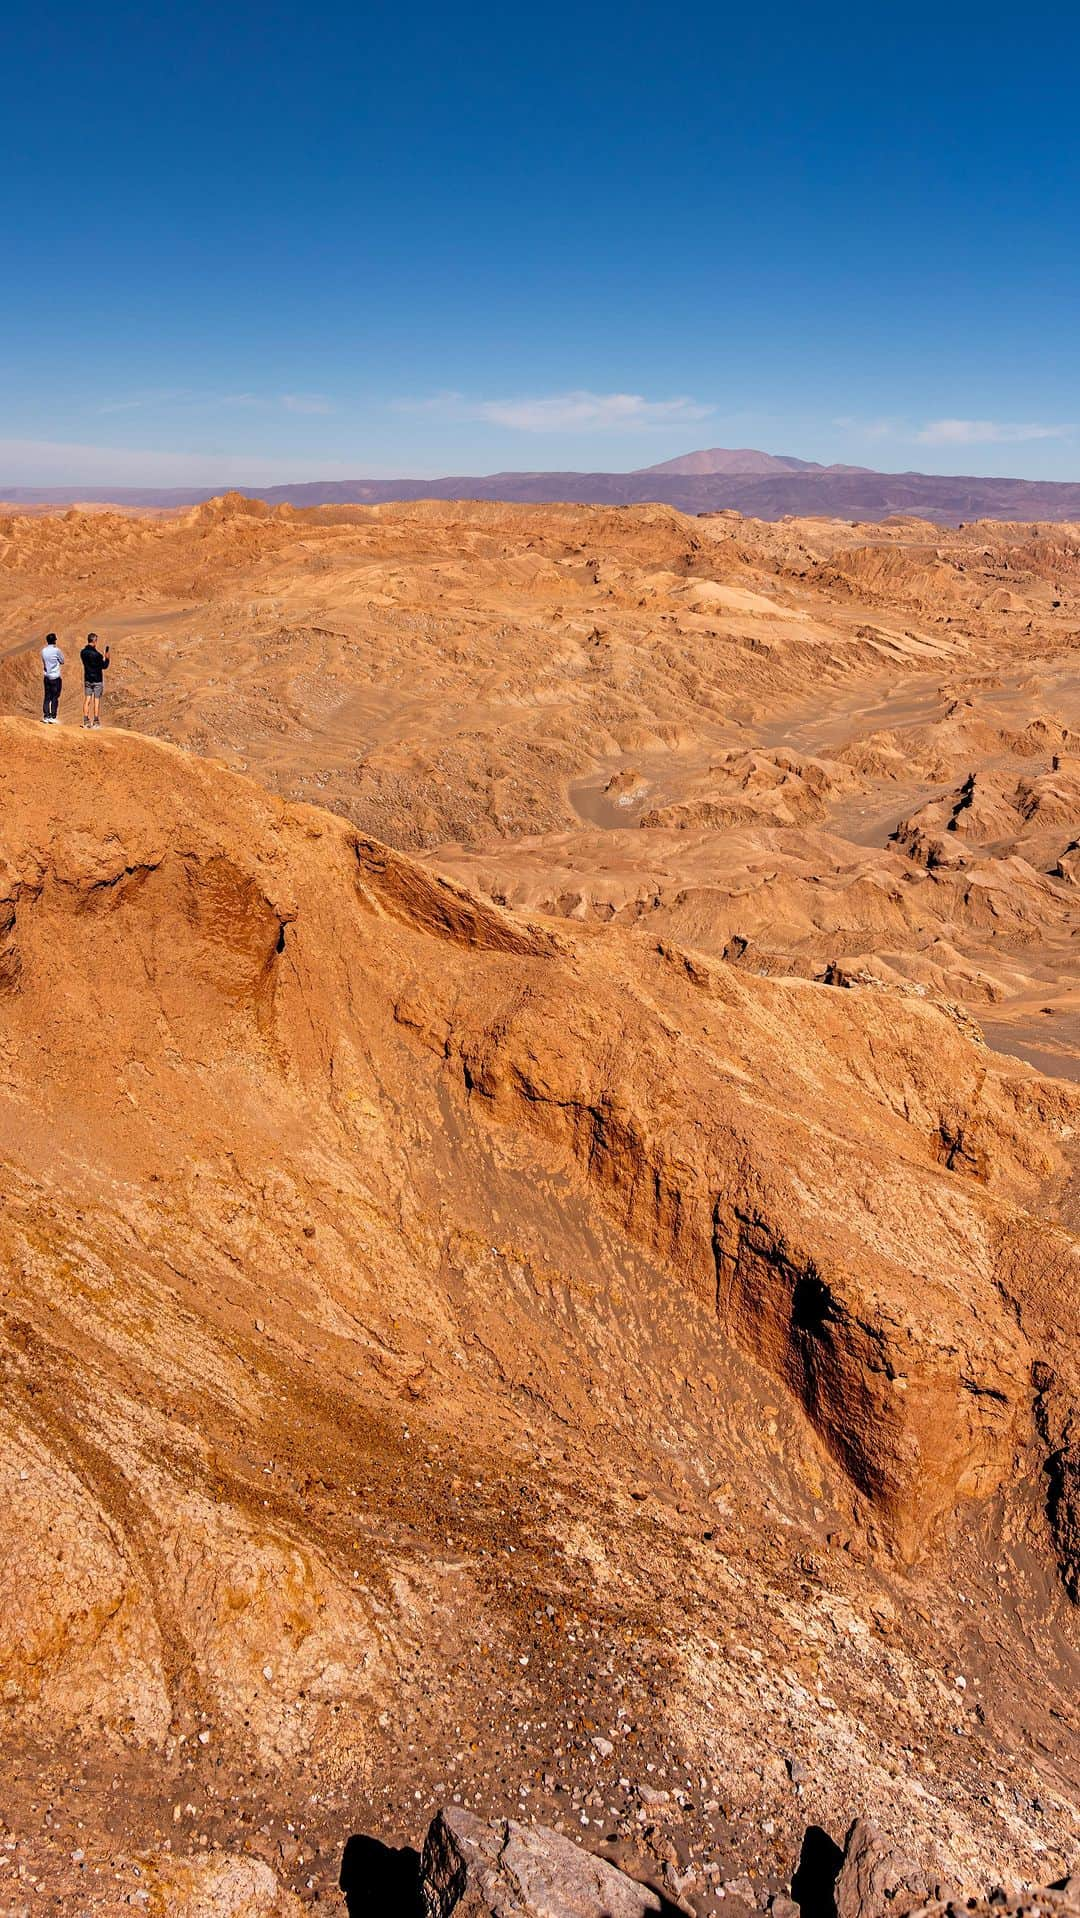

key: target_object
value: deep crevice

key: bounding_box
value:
[791,1271,836,1336]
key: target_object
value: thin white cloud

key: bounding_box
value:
[398,389,714,431]
[281,392,333,415]
[917,418,1074,446]
[95,390,323,418]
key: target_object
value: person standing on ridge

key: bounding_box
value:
[41,633,64,723]
[80,632,110,729]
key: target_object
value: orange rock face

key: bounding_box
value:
[0,499,1078,1909]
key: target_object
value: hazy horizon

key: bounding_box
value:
[6,438,1080,494]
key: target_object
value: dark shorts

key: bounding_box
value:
[84,682,103,697]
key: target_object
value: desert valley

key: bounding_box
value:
[0,493,1079,1915]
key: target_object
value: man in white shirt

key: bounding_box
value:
[41,634,64,724]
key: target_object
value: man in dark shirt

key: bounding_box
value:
[80,633,110,729]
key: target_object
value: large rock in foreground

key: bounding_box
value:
[835,1817,933,1918]
[832,1818,1079,1918]
[420,1807,663,1917]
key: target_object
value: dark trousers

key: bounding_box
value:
[43,675,61,719]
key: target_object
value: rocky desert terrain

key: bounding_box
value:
[0,495,1078,1915]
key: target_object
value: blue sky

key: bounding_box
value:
[2,0,1079,484]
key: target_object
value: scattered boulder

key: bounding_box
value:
[910,1895,1080,1918]
[420,1806,663,1917]
[719,1874,758,1907]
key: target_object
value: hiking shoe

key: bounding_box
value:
[93,719,101,729]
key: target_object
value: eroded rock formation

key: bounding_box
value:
[0,499,1079,1909]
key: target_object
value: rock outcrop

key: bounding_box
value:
[144,1852,303,1916]
[420,1808,663,1917]
[835,1819,934,1918]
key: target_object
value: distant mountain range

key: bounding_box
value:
[5,447,1080,522]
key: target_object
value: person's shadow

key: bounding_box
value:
[791,1824,844,1918]
[339,1833,422,1916]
